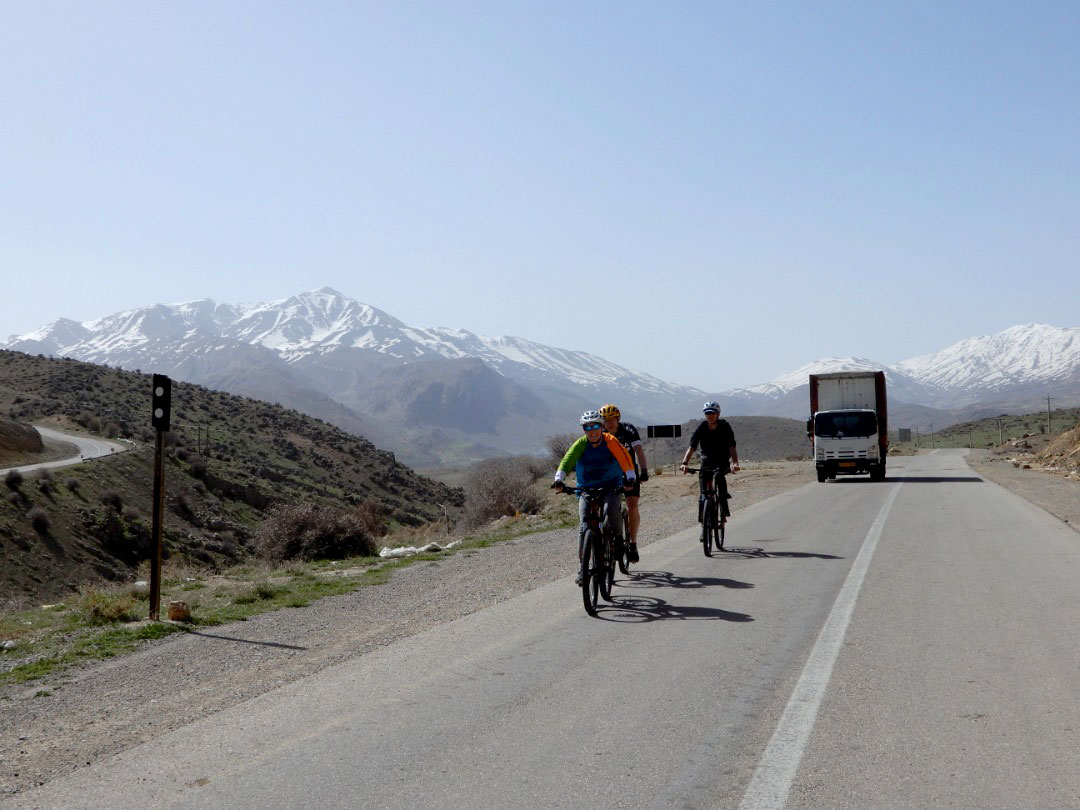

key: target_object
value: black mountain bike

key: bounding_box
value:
[557,484,624,616]
[615,501,631,575]
[686,467,726,556]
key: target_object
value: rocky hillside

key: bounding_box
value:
[1035,425,1080,471]
[0,350,462,602]
[0,418,42,455]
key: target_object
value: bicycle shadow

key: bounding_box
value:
[619,569,754,591]
[715,546,843,560]
[832,476,982,484]
[594,593,753,624]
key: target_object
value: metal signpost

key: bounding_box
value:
[646,424,683,473]
[149,374,171,620]
[646,425,682,439]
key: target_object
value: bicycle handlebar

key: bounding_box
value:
[553,483,627,497]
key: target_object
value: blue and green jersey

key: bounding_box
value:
[556,432,636,488]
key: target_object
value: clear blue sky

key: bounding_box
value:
[3,2,1078,390]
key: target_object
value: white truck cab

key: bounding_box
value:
[808,372,888,482]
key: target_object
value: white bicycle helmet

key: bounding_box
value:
[702,401,721,414]
[580,409,603,427]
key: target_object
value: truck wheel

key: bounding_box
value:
[817,469,827,483]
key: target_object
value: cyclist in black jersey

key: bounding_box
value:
[680,401,740,526]
[599,403,648,563]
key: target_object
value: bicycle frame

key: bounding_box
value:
[558,484,623,615]
[685,467,726,555]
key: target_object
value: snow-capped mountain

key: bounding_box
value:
[6,288,702,406]
[712,324,1080,423]
[2,289,708,464]
[894,324,1080,399]
[5,290,1079,461]
[727,357,944,405]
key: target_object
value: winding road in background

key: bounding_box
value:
[5,450,1080,809]
[0,426,129,476]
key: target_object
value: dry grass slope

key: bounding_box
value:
[0,349,462,604]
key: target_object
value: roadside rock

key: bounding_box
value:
[0,420,42,454]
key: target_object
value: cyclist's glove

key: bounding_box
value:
[551,480,565,491]
[638,468,649,483]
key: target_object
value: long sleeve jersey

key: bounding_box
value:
[555,432,636,488]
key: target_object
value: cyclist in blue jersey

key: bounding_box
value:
[553,410,637,584]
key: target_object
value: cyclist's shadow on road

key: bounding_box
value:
[624,570,754,591]
[717,547,843,560]
[593,570,755,623]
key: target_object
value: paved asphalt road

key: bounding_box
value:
[6,450,1079,809]
[0,426,129,475]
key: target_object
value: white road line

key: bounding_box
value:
[738,479,905,810]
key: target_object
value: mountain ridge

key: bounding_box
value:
[5,290,1079,461]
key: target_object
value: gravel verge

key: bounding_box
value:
[965,449,1080,530]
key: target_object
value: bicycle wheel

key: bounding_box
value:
[702,498,715,557]
[581,529,600,616]
[715,474,729,551]
[617,508,630,575]
[600,531,614,602]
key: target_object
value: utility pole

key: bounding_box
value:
[930,423,935,449]
[1047,396,1053,435]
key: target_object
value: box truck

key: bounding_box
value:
[808,371,888,482]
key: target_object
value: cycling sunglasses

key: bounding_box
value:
[583,424,603,432]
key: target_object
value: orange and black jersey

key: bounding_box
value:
[612,422,643,473]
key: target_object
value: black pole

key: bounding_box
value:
[149,374,171,621]
[149,429,166,620]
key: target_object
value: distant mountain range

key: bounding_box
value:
[5,289,1079,465]
[716,324,1080,427]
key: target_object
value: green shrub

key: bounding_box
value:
[462,456,546,528]
[27,506,50,534]
[233,582,283,604]
[189,455,208,479]
[252,502,379,562]
[545,433,577,464]
[77,587,141,624]
[5,469,23,491]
